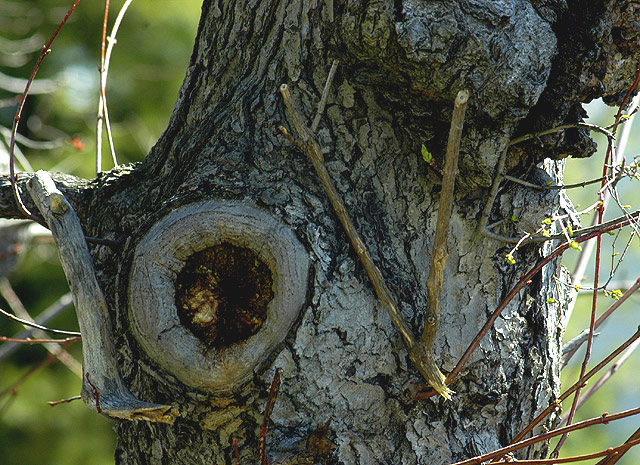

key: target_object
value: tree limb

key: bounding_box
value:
[0,172,91,220]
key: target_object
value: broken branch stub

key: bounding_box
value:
[128,200,309,393]
[26,170,175,423]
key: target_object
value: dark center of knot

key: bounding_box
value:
[175,242,274,348]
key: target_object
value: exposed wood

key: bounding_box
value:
[26,170,175,423]
[128,200,310,392]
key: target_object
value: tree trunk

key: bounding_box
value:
[1,1,638,464]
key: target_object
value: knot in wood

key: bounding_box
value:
[175,243,274,348]
[128,200,309,393]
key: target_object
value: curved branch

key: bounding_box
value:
[26,170,175,423]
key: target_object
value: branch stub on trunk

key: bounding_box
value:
[128,200,309,393]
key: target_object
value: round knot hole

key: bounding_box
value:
[175,242,274,348]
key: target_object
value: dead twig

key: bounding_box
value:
[480,208,640,245]
[417,221,640,400]
[0,335,80,344]
[96,0,132,172]
[48,395,81,407]
[311,60,339,134]
[0,277,82,376]
[279,75,452,399]
[475,122,615,241]
[501,173,608,190]
[0,305,81,336]
[421,90,469,391]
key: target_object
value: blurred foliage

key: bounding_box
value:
[0,0,201,176]
[0,1,200,464]
[556,101,640,465]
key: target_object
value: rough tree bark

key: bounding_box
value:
[1,0,639,464]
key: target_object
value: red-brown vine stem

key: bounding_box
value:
[553,67,640,457]
[451,405,640,465]
[85,372,101,414]
[596,425,640,465]
[8,0,82,222]
[488,436,640,464]
[562,276,640,366]
[489,326,640,462]
[483,208,640,245]
[258,368,281,465]
[416,211,640,400]
[560,335,640,425]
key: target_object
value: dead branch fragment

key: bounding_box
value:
[26,170,175,423]
[279,78,454,399]
[422,89,469,357]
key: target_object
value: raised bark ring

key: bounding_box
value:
[128,200,309,393]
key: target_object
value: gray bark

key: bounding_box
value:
[1,0,638,464]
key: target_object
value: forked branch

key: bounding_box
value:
[279,69,470,399]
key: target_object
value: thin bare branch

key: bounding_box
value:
[258,369,281,465]
[595,425,640,465]
[96,0,132,172]
[0,277,82,376]
[0,352,57,400]
[0,70,58,94]
[502,327,640,454]
[0,292,73,361]
[562,277,640,365]
[280,81,452,399]
[96,0,110,173]
[452,405,640,465]
[566,78,640,323]
[476,122,615,241]
[0,305,81,336]
[8,0,83,222]
[417,227,640,400]
[422,90,468,364]
[489,436,640,464]
[483,208,640,245]
[0,335,80,344]
[560,336,640,425]
[48,395,81,407]
[311,59,339,134]
[502,173,608,190]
